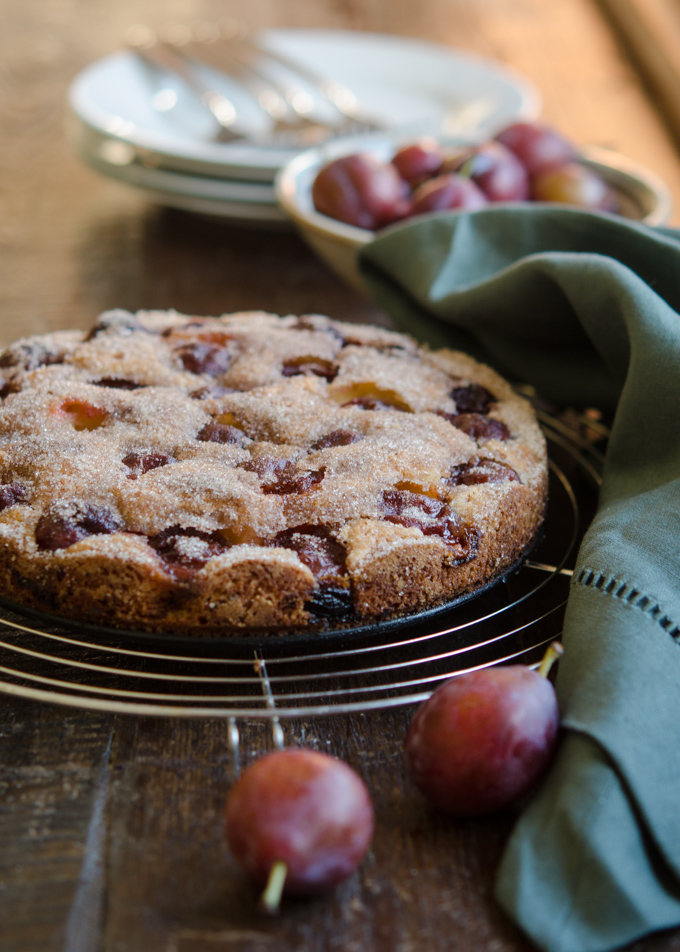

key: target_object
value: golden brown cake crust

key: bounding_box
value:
[0,310,548,635]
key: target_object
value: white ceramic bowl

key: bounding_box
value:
[275,134,673,294]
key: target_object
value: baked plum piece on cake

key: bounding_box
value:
[0,310,547,634]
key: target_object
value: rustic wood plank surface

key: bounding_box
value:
[596,0,680,138]
[1,1,680,951]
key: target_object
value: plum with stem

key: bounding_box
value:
[451,141,531,202]
[403,643,563,816]
[225,748,374,913]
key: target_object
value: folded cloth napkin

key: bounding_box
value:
[358,205,680,952]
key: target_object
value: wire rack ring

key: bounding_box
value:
[0,411,603,721]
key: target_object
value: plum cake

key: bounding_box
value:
[0,310,548,635]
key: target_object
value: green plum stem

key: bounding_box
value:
[537,641,564,679]
[457,156,475,179]
[259,860,288,915]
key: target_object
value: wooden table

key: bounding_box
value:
[2,1,680,950]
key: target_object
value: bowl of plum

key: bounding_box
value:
[275,120,672,292]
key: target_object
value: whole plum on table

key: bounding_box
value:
[496,120,578,174]
[311,152,411,229]
[410,172,488,214]
[225,748,374,913]
[403,644,562,816]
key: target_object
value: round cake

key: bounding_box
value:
[0,310,548,635]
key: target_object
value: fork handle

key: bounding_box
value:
[128,35,243,142]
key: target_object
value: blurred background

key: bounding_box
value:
[1,0,679,343]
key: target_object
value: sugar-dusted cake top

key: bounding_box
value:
[0,310,547,633]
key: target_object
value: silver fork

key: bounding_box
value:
[184,18,385,136]
[127,25,338,146]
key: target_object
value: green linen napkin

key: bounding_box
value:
[358,205,680,952]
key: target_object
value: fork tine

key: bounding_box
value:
[127,25,244,143]
[128,21,384,147]
[210,19,386,133]
[159,24,338,142]
[180,39,317,130]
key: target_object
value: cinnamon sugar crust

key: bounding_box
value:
[0,310,548,635]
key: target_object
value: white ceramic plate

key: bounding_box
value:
[69,28,540,183]
[72,120,286,224]
[72,120,279,202]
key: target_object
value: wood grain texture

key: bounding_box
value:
[0,700,114,951]
[100,711,533,952]
[1,0,680,949]
[595,0,680,142]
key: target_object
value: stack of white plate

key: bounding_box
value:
[68,28,541,226]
